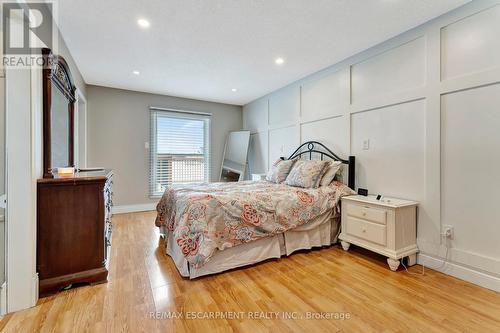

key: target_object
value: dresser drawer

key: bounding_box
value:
[345,217,387,246]
[346,203,387,225]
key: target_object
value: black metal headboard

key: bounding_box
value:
[284,141,355,190]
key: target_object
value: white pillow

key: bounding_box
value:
[285,160,328,188]
[319,160,343,186]
[266,159,296,183]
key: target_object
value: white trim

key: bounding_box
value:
[418,240,500,276]
[149,106,212,117]
[5,59,39,313]
[418,253,500,293]
[75,89,88,169]
[0,282,6,316]
[112,203,157,214]
[300,114,343,126]
[31,273,38,307]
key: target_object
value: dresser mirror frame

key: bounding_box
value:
[42,48,76,178]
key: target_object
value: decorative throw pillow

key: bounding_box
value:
[266,159,296,183]
[334,165,345,182]
[319,160,343,186]
[285,160,328,188]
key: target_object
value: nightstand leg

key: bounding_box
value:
[340,241,350,251]
[387,258,400,271]
[407,254,417,266]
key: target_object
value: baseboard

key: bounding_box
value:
[418,253,500,293]
[418,240,500,276]
[112,203,156,214]
[32,273,39,307]
[0,282,6,315]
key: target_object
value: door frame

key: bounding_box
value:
[74,89,87,169]
[0,72,5,316]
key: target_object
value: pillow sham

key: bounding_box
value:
[285,160,328,188]
[334,165,345,182]
[266,159,296,183]
[319,160,343,187]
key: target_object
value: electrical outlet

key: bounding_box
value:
[442,225,454,239]
[363,139,370,150]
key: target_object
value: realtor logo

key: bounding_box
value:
[2,1,58,67]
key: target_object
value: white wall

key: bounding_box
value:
[243,0,500,291]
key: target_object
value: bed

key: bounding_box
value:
[155,141,356,278]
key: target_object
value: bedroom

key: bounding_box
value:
[1,0,500,332]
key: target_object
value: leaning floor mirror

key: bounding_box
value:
[219,130,250,182]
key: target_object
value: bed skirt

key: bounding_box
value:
[162,212,341,279]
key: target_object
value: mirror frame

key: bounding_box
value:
[219,130,250,182]
[42,48,76,178]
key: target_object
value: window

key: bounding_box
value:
[149,108,211,197]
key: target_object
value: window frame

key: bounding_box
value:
[149,107,211,198]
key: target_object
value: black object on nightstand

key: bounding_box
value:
[358,188,368,196]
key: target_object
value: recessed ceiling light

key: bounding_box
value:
[275,57,285,65]
[137,18,150,29]
[133,70,140,75]
[231,88,238,92]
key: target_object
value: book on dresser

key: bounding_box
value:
[37,169,113,296]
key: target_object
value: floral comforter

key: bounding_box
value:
[155,180,355,268]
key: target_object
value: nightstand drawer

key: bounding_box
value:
[346,203,387,225]
[345,217,387,246]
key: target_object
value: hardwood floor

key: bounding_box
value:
[1,211,500,332]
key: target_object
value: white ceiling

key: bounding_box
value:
[58,0,469,106]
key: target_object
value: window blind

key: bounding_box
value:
[149,108,211,198]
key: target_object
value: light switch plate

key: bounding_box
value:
[363,139,370,150]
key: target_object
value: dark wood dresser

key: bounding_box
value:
[37,169,113,296]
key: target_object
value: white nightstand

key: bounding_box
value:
[339,195,418,271]
[251,173,267,181]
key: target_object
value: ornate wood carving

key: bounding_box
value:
[42,48,76,178]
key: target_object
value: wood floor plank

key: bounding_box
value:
[1,210,499,332]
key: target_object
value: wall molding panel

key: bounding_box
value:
[440,4,500,80]
[242,0,500,292]
[440,67,500,95]
[301,68,349,122]
[350,36,427,105]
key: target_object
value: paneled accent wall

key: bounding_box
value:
[268,85,300,127]
[351,37,426,104]
[268,126,300,164]
[243,0,500,291]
